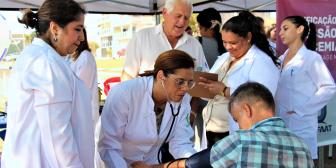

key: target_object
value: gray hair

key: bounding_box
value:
[164,0,193,14]
[228,82,275,114]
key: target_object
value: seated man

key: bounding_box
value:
[131,82,314,168]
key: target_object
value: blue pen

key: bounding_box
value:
[291,69,294,76]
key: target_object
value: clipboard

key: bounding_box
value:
[188,71,218,98]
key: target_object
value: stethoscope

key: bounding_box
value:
[157,80,182,163]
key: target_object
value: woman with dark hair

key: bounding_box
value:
[196,7,226,68]
[2,0,94,167]
[98,50,197,167]
[275,15,336,159]
[71,28,99,126]
[199,11,280,141]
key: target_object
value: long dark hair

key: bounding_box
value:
[18,0,85,37]
[72,28,91,61]
[283,16,317,51]
[222,11,278,66]
[139,50,195,79]
[197,8,226,54]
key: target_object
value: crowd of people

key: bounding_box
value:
[1,0,336,167]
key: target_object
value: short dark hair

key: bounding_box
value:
[228,82,275,113]
[18,0,85,36]
[139,50,195,79]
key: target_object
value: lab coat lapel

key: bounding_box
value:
[227,45,256,76]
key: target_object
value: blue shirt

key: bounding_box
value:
[210,117,314,168]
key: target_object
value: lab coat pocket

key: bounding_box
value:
[288,112,308,132]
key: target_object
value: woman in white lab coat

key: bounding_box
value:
[70,28,99,127]
[198,11,280,139]
[276,16,336,159]
[2,0,95,167]
[98,50,196,168]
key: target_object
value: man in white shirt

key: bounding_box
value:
[121,0,208,81]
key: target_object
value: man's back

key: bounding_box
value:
[210,117,314,168]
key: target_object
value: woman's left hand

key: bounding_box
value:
[198,77,225,96]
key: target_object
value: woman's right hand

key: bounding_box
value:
[198,77,226,96]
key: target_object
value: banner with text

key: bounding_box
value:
[277,0,336,146]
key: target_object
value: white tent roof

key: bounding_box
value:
[0,0,275,14]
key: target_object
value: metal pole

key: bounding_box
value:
[319,146,324,168]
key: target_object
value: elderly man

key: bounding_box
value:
[121,0,208,81]
[131,82,314,168]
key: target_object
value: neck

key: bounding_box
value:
[152,80,167,105]
[288,40,303,56]
[163,24,181,48]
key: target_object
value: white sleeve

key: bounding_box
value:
[294,55,336,117]
[248,59,280,96]
[25,58,83,167]
[196,44,209,72]
[169,104,196,158]
[122,33,141,78]
[98,85,128,168]
[73,51,97,90]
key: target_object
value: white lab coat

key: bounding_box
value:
[98,76,195,168]
[2,38,95,168]
[208,45,280,133]
[275,45,336,159]
[71,50,99,126]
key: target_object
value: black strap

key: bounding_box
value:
[198,36,203,44]
[157,103,181,163]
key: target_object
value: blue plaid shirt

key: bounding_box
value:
[210,117,314,168]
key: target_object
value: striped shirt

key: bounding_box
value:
[210,117,314,168]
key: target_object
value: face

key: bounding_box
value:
[53,14,85,56]
[279,19,303,46]
[270,28,276,41]
[162,68,194,102]
[162,2,191,39]
[198,25,208,36]
[230,102,252,130]
[221,31,251,59]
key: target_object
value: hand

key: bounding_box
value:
[198,77,225,96]
[287,111,296,115]
[131,161,152,168]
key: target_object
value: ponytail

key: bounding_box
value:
[306,23,317,51]
[18,9,39,31]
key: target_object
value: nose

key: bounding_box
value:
[79,30,85,41]
[224,43,232,50]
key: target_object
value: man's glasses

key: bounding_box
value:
[168,74,195,89]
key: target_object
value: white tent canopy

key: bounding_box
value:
[0,0,275,14]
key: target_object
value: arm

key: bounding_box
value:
[294,55,336,117]
[98,85,129,168]
[121,33,140,81]
[73,50,97,90]
[26,59,83,167]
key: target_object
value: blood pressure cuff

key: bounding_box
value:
[185,148,212,168]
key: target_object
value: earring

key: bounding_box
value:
[53,34,58,42]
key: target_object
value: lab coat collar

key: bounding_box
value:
[281,44,306,70]
[32,38,67,63]
[155,23,189,49]
[227,45,258,75]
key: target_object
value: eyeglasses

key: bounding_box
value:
[168,74,195,89]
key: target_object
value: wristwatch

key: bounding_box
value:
[220,86,227,97]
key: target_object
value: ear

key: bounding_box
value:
[156,70,166,81]
[247,32,252,43]
[241,103,252,118]
[162,8,168,19]
[49,21,60,37]
[297,25,305,34]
